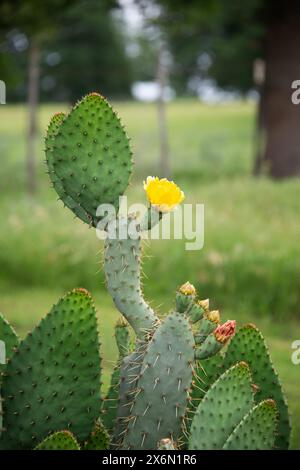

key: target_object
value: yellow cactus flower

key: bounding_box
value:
[179,281,196,296]
[143,176,185,212]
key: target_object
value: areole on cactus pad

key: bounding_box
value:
[0,92,291,450]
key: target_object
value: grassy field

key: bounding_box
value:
[0,100,299,448]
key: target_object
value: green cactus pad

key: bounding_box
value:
[46,112,91,225]
[183,354,224,446]
[1,289,102,449]
[113,343,147,446]
[175,292,195,314]
[223,324,290,449]
[35,430,80,450]
[122,312,195,450]
[83,421,110,450]
[0,314,19,439]
[194,315,218,345]
[187,303,205,324]
[195,333,223,359]
[223,399,278,450]
[115,319,131,358]
[191,354,224,403]
[188,362,254,450]
[46,93,133,226]
[101,320,131,432]
[104,216,159,338]
[0,313,19,380]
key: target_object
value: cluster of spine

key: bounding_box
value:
[0,93,290,450]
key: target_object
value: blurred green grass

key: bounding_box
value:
[0,100,299,448]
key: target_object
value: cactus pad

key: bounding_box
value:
[46,112,91,225]
[46,93,133,226]
[35,430,80,450]
[2,289,101,449]
[104,216,159,337]
[122,312,195,450]
[223,399,277,450]
[101,320,131,431]
[188,362,254,450]
[223,324,290,449]
[83,421,110,450]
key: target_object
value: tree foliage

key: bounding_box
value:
[0,0,132,101]
[149,0,266,93]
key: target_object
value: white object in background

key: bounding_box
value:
[131,81,175,103]
[0,340,6,364]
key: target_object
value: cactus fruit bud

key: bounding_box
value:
[176,282,196,313]
[157,438,176,450]
[198,298,209,311]
[195,321,235,359]
[143,176,185,213]
[179,281,196,296]
[214,320,236,344]
[206,310,220,324]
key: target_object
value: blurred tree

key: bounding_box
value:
[42,1,132,102]
[0,0,126,193]
[146,0,300,178]
[0,0,76,194]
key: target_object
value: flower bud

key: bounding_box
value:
[198,298,209,311]
[206,310,220,324]
[176,281,196,313]
[179,282,196,296]
[214,320,236,344]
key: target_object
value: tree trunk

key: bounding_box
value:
[157,43,171,178]
[252,58,266,176]
[253,85,267,176]
[26,37,40,194]
[264,8,300,178]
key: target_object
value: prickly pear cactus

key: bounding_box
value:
[0,92,288,451]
